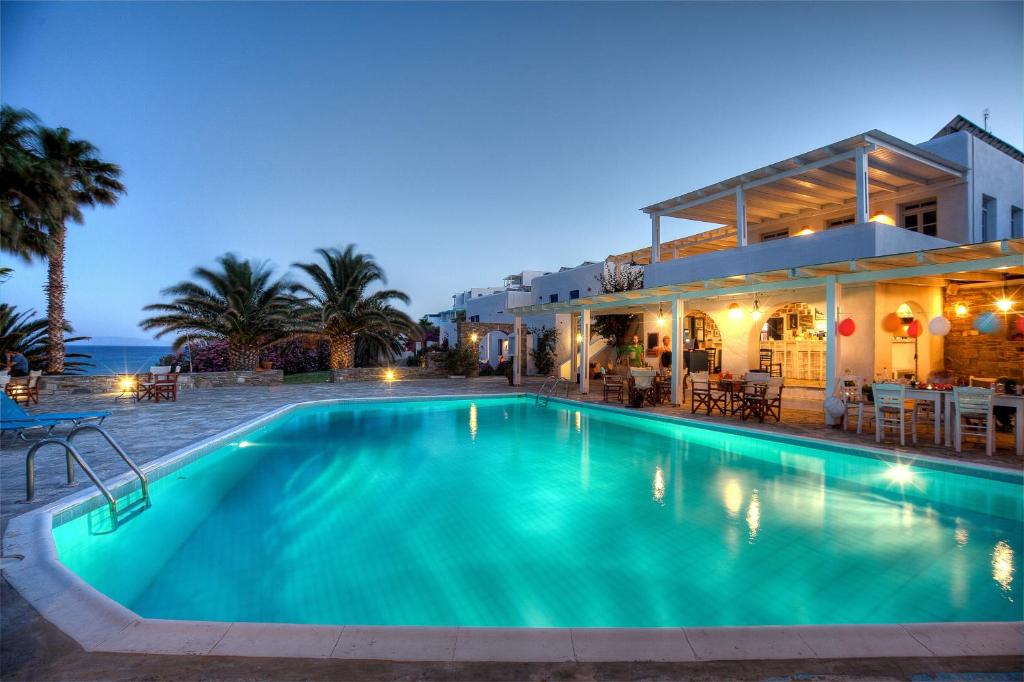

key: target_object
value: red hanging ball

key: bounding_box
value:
[1015,316,1024,336]
[906,320,923,338]
[837,318,856,336]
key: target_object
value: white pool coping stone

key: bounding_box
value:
[3,393,1022,663]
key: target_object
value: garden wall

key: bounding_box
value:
[330,366,446,382]
[36,370,283,396]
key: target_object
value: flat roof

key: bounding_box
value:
[510,239,1024,316]
[640,130,967,224]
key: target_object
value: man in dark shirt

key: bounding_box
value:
[5,351,29,377]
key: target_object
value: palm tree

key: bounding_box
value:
[140,254,296,371]
[36,126,124,374]
[0,303,91,373]
[291,246,418,369]
[0,105,58,261]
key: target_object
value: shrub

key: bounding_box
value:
[443,347,479,376]
[530,326,559,377]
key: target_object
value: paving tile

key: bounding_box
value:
[901,621,1024,657]
[211,622,343,658]
[103,618,231,655]
[332,626,457,661]
[453,627,574,663]
[795,624,933,658]
[571,628,696,662]
[684,626,816,660]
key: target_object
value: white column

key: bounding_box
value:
[824,278,842,424]
[579,308,591,394]
[736,186,748,247]
[513,315,522,386]
[650,213,661,264]
[855,146,870,224]
[671,297,685,405]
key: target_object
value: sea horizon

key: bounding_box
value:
[65,344,174,376]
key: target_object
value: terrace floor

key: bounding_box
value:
[2,377,1021,680]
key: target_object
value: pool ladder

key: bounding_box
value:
[536,376,571,406]
[25,424,149,518]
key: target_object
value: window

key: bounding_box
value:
[760,228,789,242]
[569,289,580,300]
[469,315,479,322]
[549,293,559,303]
[900,199,937,237]
[1012,206,1023,239]
[827,215,856,229]
[981,195,997,241]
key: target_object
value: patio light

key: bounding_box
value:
[795,228,815,236]
[955,303,969,317]
[656,303,665,327]
[469,332,479,343]
[996,298,1013,313]
[118,375,136,392]
[575,331,583,343]
[384,368,396,382]
[869,211,896,225]
[728,302,742,320]
[750,299,762,321]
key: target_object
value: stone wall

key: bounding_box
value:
[456,321,513,349]
[330,366,447,382]
[942,288,1024,379]
[35,370,284,396]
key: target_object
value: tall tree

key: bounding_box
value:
[0,105,57,261]
[291,246,418,369]
[0,303,91,373]
[140,254,296,371]
[36,126,125,373]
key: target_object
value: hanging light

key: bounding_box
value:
[954,303,969,318]
[656,303,665,327]
[996,297,1013,313]
[750,299,762,321]
[728,302,742,320]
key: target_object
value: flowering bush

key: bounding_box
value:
[160,339,331,374]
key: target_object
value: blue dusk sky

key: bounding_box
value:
[2,1,1022,342]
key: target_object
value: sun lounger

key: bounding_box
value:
[1,393,110,439]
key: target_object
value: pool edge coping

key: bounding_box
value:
[3,392,1022,663]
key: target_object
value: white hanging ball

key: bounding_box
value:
[928,316,952,337]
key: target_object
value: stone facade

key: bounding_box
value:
[942,288,1024,379]
[456,321,513,349]
[35,370,284,396]
[330,366,446,382]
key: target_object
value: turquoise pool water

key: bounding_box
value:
[53,396,1023,627]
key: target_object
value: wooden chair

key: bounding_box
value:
[758,349,783,377]
[603,374,624,403]
[6,372,41,403]
[691,371,727,415]
[842,380,873,434]
[653,375,672,404]
[6,370,41,405]
[953,386,995,456]
[136,365,179,403]
[741,376,783,422]
[873,383,916,446]
[706,348,718,373]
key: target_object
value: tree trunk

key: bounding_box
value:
[329,335,355,369]
[228,344,260,371]
[45,225,66,374]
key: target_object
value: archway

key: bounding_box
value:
[684,310,722,372]
[757,302,827,385]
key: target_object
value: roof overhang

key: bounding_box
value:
[640,130,967,226]
[510,239,1024,316]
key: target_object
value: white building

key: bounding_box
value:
[507,115,1024,410]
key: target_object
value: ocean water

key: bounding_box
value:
[66,345,173,375]
[53,396,1022,627]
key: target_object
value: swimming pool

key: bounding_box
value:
[51,395,1022,628]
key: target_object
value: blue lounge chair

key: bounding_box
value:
[1,392,110,439]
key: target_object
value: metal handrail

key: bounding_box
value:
[536,376,570,406]
[67,424,149,500]
[26,439,117,515]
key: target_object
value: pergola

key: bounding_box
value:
[637,130,967,264]
[511,239,1024,415]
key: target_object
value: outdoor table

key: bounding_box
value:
[716,379,748,415]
